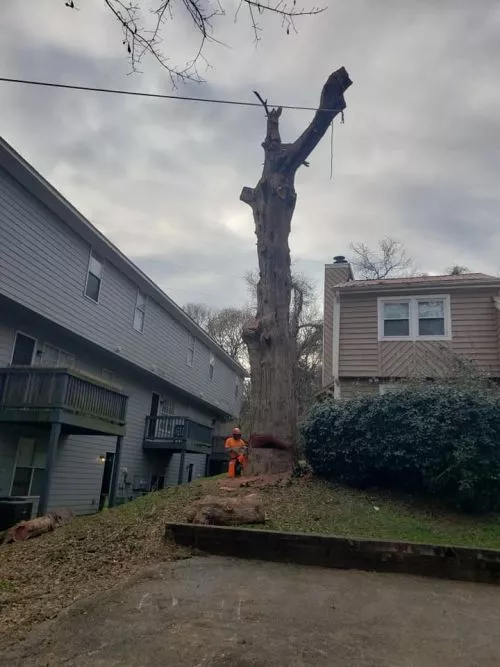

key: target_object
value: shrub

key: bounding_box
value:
[302,385,500,513]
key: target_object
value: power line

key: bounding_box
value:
[0,76,327,113]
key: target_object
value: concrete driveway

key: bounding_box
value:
[5,556,500,666]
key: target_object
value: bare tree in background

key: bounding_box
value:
[64,0,325,83]
[447,265,470,275]
[349,238,414,280]
[183,302,214,329]
[183,303,250,367]
[241,68,351,452]
[207,307,251,367]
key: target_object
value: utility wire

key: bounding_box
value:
[0,75,331,113]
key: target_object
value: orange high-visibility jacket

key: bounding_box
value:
[225,436,247,458]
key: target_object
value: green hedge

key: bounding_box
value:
[302,385,500,513]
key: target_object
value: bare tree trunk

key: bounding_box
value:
[241,67,352,454]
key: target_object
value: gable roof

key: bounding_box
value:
[0,136,246,376]
[336,273,500,291]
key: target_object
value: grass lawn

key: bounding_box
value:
[1,475,500,648]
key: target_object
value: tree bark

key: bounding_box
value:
[241,67,352,453]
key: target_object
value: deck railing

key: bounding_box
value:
[0,367,127,425]
[144,415,213,445]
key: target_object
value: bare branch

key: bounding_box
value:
[253,90,269,116]
[349,238,415,280]
[283,66,353,173]
[66,0,325,83]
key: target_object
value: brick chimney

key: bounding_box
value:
[323,256,353,387]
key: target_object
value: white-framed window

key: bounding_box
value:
[133,291,146,332]
[187,333,196,367]
[209,353,215,380]
[10,438,47,497]
[378,295,451,341]
[85,251,103,302]
[40,343,75,368]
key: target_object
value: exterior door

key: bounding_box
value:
[11,333,36,366]
[99,452,115,510]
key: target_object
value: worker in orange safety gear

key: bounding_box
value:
[225,427,248,477]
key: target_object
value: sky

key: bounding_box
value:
[1,0,500,309]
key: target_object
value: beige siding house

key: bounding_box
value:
[322,257,500,398]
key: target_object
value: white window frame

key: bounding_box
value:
[377,294,452,342]
[187,333,196,367]
[133,291,146,333]
[10,438,47,497]
[84,250,103,303]
[10,331,37,366]
[209,353,215,380]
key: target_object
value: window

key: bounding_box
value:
[85,251,103,302]
[11,438,47,496]
[40,343,75,368]
[10,333,36,366]
[382,302,410,337]
[378,295,450,341]
[133,292,146,332]
[209,354,215,380]
[187,333,196,367]
[418,300,445,336]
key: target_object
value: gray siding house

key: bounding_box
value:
[0,138,244,519]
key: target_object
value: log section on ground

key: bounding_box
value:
[186,494,265,526]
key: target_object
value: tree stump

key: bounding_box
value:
[245,434,294,476]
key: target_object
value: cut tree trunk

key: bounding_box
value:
[186,494,265,525]
[241,67,352,456]
[3,509,74,543]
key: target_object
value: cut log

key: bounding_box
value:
[186,494,265,526]
[3,508,74,544]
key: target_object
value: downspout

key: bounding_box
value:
[332,288,341,399]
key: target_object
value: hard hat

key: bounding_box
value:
[232,427,242,436]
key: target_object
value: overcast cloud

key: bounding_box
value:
[1,0,499,308]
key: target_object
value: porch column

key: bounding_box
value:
[108,435,123,508]
[178,444,187,485]
[38,422,61,517]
